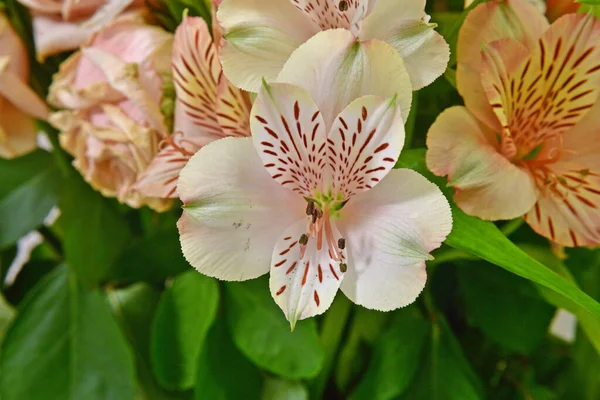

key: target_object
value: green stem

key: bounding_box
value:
[404,91,419,148]
[501,218,524,237]
[429,247,477,268]
[309,295,352,399]
[37,226,63,259]
[39,122,73,178]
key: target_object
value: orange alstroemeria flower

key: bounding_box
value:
[427,0,600,247]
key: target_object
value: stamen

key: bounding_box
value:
[338,238,346,250]
[299,234,308,245]
[339,1,348,11]
[306,202,315,216]
[158,131,195,157]
[339,263,347,273]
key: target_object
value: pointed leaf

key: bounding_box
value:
[458,261,555,354]
[0,151,61,248]
[151,271,219,390]
[59,175,132,287]
[0,265,136,400]
[109,230,191,283]
[353,307,429,400]
[108,283,192,400]
[195,316,262,400]
[400,315,484,400]
[224,278,324,379]
[397,149,600,324]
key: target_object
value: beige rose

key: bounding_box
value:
[48,18,173,211]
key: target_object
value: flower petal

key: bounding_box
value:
[251,82,327,196]
[426,106,538,220]
[172,16,223,138]
[32,15,94,62]
[290,0,370,34]
[327,95,404,199]
[81,47,168,134]
[361,0,449,89]
[457,0,549,131]
[338,168,452,311]
[482,15,600,154]
[277,29,412,128]
[0,100,38,159]
[526,186,600,248]
[270,218,346,327]
[217,0,319,92]
[523,101,600,247]
[215,75,252,138]
[177,137,304,281]
[0,67,49,120]
[524,159,600,247]
[136,144,189,198]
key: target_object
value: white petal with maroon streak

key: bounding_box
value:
[338,168,452,311]
[251,82,328,196]
[172,16,223,138]
[270,219,346,327]
[277,29,412,129]
[327,95,404,199]
[177,137,304,281]
[289,0,370,34]
[218,0,319,92]
[215,76,252,138]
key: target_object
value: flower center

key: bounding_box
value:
[299,197,347,269]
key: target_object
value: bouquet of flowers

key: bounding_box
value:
[0,0,599,398]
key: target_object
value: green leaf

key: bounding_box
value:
[262,377,308,400]
[4,259,57,306]
[400,315,484,400]
[458,262,555,354]
[108,283,192,400]
[335,307,389,391]
[224,278,324,379]
[109,231,191,283]
[59,175,132,287]
[579,4,600,17]
[562,327,600,400]
[520,245,600,355]
[0,246,17,286]
[309,295,352,399]
[0,265,136,400]
[578,0,600,6]
[195,316,262,400]
[151,271,219,390]
[396,149,600,325]
[353,307,429,400]
[0,292,15,342]
[0,151,61,248]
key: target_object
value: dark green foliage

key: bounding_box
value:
[0,1,598,399]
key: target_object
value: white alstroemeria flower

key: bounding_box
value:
[177,82,452,327]
[216,0,449,92]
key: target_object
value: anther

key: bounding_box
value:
[306,202,315,216]
[339,0,348,11]
[339,263,347,273]
[338,238,346,250]
[299,234,309,245]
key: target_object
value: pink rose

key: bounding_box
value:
[48,18,173,211]
[0,13,48,159]
[18,0,148,60]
